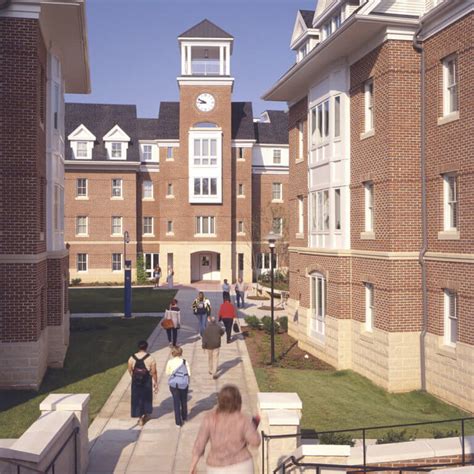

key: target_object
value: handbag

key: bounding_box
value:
[161,318,174,330]
[232,320,240,333]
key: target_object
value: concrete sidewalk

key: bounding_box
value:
[86,288,260,473]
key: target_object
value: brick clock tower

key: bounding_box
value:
[159,19,253,284]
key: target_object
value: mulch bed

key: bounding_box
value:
[243,327,333,370]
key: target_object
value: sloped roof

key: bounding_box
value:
[179,19,233,39]
[254,110,288,144]
[137,118,159,140]
[232,102,255,141]
[157,102,180,140]
[65,103,139,161]
[299,9,315,28]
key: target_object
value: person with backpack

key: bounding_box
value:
[192,291,211,337]
[165,346,191,427]
[127,340,158,426]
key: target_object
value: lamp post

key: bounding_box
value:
[265,231,280,365]
[123,231,132,319]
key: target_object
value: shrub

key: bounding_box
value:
[318,432,355,447]
[376,429,416,444]
[245,316,260,329]
[278,316,288,332]
[432,428,460,439]
[71,278,81,286]
[136,253,148,284]
[261,315,280,334]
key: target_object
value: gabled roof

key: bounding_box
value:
[67,124,96,142]
[300,9,315,28]
[103,124,131,142]
[137,118,160,140]
[291,9,317,49]
[65,103,139,161]
[232,102,255,141]
[157,102,180,140]
[254,110,288,145]
[178,19,233,39]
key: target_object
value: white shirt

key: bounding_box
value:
[165,356,191,376]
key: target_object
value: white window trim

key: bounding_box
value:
[76,253,88,272]
[442,55,458,118]
[273,149,282,164]
[443,289,458,347]
[297,195,304,236]
[166,183,174,198]
[193,177,218,197]
[75,178,88,199]
[195,216,216,237]
[443,173,458,232]
[272,182,283,202]
[309,272,326,340]
[75,216,88,237]
[166,220,174,236]
[272,217,283,235]
[364,182,374,233]
[363,79,374,134]
[111,216,123,236]
[143,217,154,236]
[103,125,130,161]
[364,282,374,333]
[112,253,123,272]
[237,220,245,235]
[142,180,154,200]
[297,120,304,162]
[68,124,95,160]
[111,179,123,199]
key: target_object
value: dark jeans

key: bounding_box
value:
[222,318,233,342]
[197,312,207,336]
[236,290,244,308]
[222,291,230,301]
[166,328,178,346]
[169,386,188,426]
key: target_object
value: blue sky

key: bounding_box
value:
[66,0,315,118]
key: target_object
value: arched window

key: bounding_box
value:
[193,122,218,128]
[309,272,326,338]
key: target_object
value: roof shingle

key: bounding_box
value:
[179,19,233,39]
[254,110,288,144]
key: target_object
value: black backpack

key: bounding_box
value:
[132,354,150,386]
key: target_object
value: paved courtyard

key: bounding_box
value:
[86,287,260,473]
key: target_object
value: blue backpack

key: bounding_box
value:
[168,359,189,389]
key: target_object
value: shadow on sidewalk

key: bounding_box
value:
[217,356,242,377]
[187,393,218,421]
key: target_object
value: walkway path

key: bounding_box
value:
[86,288,260,473]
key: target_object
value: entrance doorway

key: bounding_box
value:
[144,253,159,279]
[191,251,221,282]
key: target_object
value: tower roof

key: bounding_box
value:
[178,19,233,39]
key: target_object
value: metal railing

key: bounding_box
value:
[191,60,220,75]
[262,416,474,474]
[1,426,79,474]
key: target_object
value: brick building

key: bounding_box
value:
[64,20,289,285]
[263,0,474,412]
[0,0,89,388]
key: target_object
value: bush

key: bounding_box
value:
[136,253,148,285]
[318,432,355,447]
[245,316,260,329]
[261,315,280,334]
[432,428,460,439]
[376,429,416,444]
[71,278,81,286]
[258,269,288,285]
[278,316,288,332]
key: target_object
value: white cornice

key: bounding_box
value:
[65,161,140,171]
[103,124,131,142]
[289,247,419,260]
[254,143,289,148]
[177,77,234,88]
[68,124,96,142]
[0,1,40,19]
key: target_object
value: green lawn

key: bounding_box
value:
[255,368,473,439]
[69,287,177,313]
[0,317,159,438]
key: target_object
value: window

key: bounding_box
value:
[167,183,174,196]
[76,178,87,197]
[444,289,458,346]
[334,96,341,138]
[256,252,277,271]
[112,179,122,198]
[443,174,458,230]
[77,253,87,272]
[167,220,173,234]
[364,182,374,232]
[311,99,330,146]
[298,196,304,234]
[143,217,153,235]
[310,273,326,336]
[273,149,281,164]
[297,121,304,160]
[143,180,153,199]
[364,80,374,132]
[315,190,329,232]
[237,183,245,196]
[195,216,215,235]
[194,178,217,196]
[311,192,317,231]
[111,142,122,159]
[77,141,88,158]
[237,220,244,234]
[112,253,122,271]
[167,147,174,159]
[443,56,458,115]
[272,217,283,235]
[111,216,122,236]
[238,253,244,272]
[335,188,341,231]
[272,182,282,201]
[237,147,244,159]
[142,145,152,161]
[365,282,374,332]
[193,138,217,165]
[75,216,88,236]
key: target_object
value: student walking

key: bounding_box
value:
[153,265,162,289]
[166,266,174,289]
[189,385,261,474]
[222,279,230,301]
[128,340,158,426]
[166,346,191,427]
[202,316,225,379]
[218,295,237,344]
[235,277,247,308]
[192,291,211,336]
[161,299,181,347]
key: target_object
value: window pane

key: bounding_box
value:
[211,178,217,195]
[194,139,200,156]
[202,139,209,156]
[210,139,217,156]
[324,100,329,137]
[334,96,341,138]
[210,217,215,234]
[335,189,341,230]
[202,217,209,234]
[194,178,200,195]
[202,178,209,195]
[317,105,323,141]
[323,190,329,230]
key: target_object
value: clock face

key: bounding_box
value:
[196,93,215,112]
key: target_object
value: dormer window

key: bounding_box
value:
[103,125,130,161]
[322,9,343,40]
[68,124,96,160]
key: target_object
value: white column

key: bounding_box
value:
[181,43,185,75]
[186,45,192,75]
[225,45,230,75]
[219,46,224,76]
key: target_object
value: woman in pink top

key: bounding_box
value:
[189,385,261,474]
